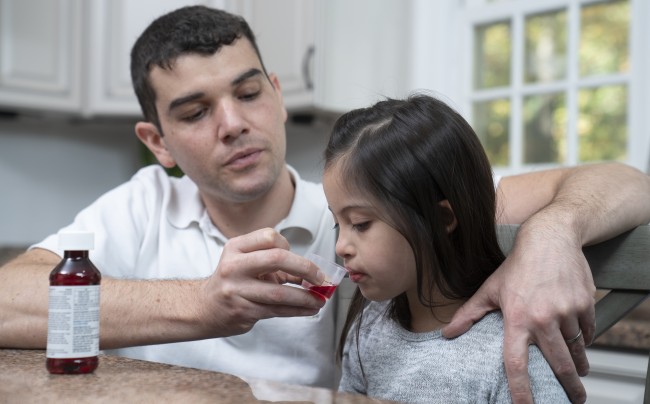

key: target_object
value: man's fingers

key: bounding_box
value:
[245,280,325,310]
[559,300,593,377]
[221,232,325,286]
[536,328,587,403]
[566,332,589,377]
[579,301,596,347]
[503,330,533,404]
[228,227,291,253]
[442,285,499,338]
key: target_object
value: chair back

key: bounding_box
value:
[497,224,650,401]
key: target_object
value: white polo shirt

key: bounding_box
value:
[34,164,338,388]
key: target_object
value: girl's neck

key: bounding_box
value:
[406,289,465,333]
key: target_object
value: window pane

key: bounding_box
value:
[523,93,567,164]
[580,0,629,77]
[578,85,627,162]
[473,99,510,166]
[474,22,511,89]
[524,10,567,83]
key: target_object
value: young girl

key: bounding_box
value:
[324,94,570,403]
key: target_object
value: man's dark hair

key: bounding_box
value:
[130,6,267,130]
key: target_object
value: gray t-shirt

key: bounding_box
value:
[339,301,570,403]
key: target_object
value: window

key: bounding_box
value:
[463,0,650,175]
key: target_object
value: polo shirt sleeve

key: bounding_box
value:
[31,165,171,278]
[493,174,502,191]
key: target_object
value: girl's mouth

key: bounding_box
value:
[347,271,366,283]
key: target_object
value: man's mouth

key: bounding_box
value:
[225,148,262,168]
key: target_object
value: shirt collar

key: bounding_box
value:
[167,165,322,243]
[276,165,323,244]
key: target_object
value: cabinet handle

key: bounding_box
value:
[302,45,315,90]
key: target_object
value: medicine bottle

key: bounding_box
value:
[46,231,101,374]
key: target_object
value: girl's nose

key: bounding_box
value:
[335,233,354,261]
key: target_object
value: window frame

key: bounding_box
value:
[459,0,650,176]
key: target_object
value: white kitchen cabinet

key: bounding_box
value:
[230,0,315,109]
[0,0,314,117]
[0,0,83,113]
[85,0,212,116]
[313,0,411,113]
[312,0,463,114]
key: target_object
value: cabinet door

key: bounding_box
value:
[86,0,216,117]
[232,0,315,109]
[313,0,411,113]
[85,0,312,117]
[0,0,82,112]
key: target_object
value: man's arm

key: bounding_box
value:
[443,162,650,404]
[0,228,325,349]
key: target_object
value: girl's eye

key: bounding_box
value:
[352,221,370,232]
[332,223,340,230]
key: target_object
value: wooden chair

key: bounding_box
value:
[497,224,650,403]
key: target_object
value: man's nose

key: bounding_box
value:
[216,100,248,141]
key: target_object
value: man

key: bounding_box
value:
[0,6,648,403]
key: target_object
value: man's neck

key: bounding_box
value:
[201,168,296,239]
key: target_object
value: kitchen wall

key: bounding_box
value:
[0,113,332,246]
[0,115,138,245]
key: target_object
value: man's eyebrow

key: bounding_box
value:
[232,68,263,86]
[168,92,204,114]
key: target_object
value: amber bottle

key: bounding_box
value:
[46,231,101,374]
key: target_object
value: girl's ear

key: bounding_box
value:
[135,121,177,168]
[438,200,458,233]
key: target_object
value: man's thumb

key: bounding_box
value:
[442,290,497,338]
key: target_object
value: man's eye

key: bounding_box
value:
[352,222,370,232]
[181,108,206,122]
[239,90,261,101]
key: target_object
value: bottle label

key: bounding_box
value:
[46,285,100,359]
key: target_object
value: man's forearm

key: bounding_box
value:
[0,248,210,350]
[522,163,650,246]
[498,162,650,246]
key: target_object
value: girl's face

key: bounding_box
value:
[323,163,417,301]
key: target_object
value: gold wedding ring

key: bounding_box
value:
[565,329,583,344]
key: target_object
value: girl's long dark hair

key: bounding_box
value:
[327,94,506,361]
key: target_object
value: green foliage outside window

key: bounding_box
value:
[472,0,629,167]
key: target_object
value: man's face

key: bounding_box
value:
[148,38,288,204]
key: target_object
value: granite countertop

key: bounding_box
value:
[0,349,393,403]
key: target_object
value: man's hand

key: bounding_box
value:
[197,228,326,337]
[442,226,595,404]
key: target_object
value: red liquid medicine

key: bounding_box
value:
[308,284,337,299]
[46,231,101,374]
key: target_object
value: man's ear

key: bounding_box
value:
[135,121,177,168]
[268,73,288,123]
[438,200,458,233]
